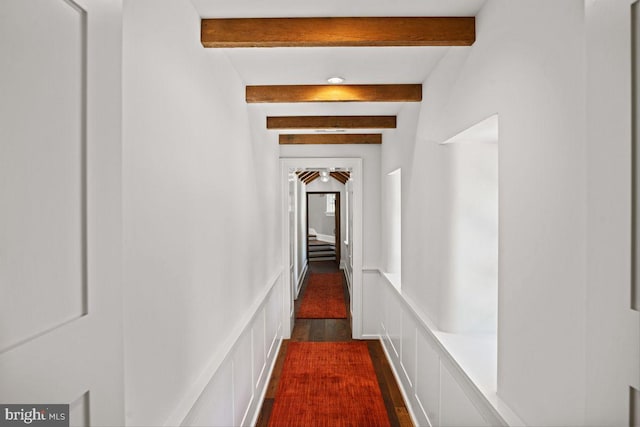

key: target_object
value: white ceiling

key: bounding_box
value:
[191,0,485,19]
[191,0,486,139]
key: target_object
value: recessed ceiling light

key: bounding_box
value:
[327,76,345,84]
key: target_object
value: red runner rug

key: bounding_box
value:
[268,342,391,427]
[297,272,347,319]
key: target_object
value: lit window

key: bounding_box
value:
[325,194,335,216]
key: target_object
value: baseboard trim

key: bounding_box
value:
[343,266,352,295]
[360,333,379,340]
[247,337,283,426]
[378,336,421,427]
[296,261,308,299]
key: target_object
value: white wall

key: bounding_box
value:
[378,1,589,425]
[122,0,282,425]
[308,194,335,237]
[375,1,639,426]
[364,270,519,427]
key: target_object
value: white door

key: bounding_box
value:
[0,0,124,425]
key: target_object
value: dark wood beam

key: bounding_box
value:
[247,84,421,103]
[298,171,314,180]
[201,17,475,48]
[303,172,320,184]
[336,171,351,181]
[330,172,348,184]
[279,134,382,145]
[267,116,396,129]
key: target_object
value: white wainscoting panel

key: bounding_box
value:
[233,331,254,426]
[265,279,281,360]
[362,269,381,338]
[371,270,521,427]
[181,271,283,427]
[386,285,402,359]
[252,310,267,390]
[440,366,488,427]
[181,359,233,427]
[416,329,441,426]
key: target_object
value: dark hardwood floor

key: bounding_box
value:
[255,261,413,427]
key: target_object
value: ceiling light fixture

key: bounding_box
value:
[327,76,345,84]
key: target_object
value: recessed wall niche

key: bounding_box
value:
[439,115,499,334]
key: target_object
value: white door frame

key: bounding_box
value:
[280,157,364,338]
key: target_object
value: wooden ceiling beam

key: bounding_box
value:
[279,133,382,145]
[267,115,396,129]
[298,171,314,180]
[247,84,421,103]
[201,17,475,48]
[336,171,350,181]
[330,172,347,184]
[304,172,320,184]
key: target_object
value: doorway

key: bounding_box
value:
[306,192,340,264]
[280,158,363,339]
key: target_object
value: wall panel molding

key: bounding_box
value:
[367,269,525,427]
[172,270,284,427]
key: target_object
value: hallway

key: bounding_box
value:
[256,262,412,427]
[2,1,639,426]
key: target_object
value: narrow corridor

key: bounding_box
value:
[256,262,413,427]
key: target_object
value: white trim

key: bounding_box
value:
[247,338,283,426]
[315,233,336,244]
[343,263,352,295]
[379,336,421,427]
[281,163,294,337]
[164,269,283,427]
[376,270,525,427]
[360,334,379,340]
[281,157,364,339]
[295,260,308,299]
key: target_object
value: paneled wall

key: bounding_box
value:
[181,272,284,427]
[363,270,523,427]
